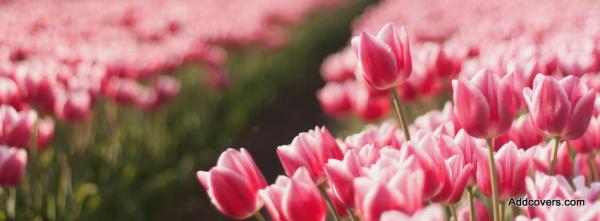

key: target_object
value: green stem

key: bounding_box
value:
[449,204,457,221]
[390,89,411,141]
[588,152,599,182]
[486,138,499,221]
[467,186,476,221]
[499,201,504,221]
[253,211,266,221]
[347,209,359,221]
[7,188,15,220]
[317,184,340,221]
[549,138,561,175]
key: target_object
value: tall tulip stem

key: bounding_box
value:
[486,138,500,221]
[549,138,561,175]
[253,211,266,221]
[449,204,457,221]
[318,184,340,221]
[467,186,476,221]
[390,89,411,141]
[588,152,599,182]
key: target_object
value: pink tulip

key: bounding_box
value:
[409,135,450,199]
[452,68,517,138]
[354,169,424,221]
[457,199,491,221]
[196,148,267,219]
[523,74,596,140]
[351,24,412,90]
[476,142,528,200]
[527,142,572,178]
[348,82,391,121]
[0,145,27,187]
[152,75,180,104]
[494,114,544,150]
[277,126,342,182]
[380,204,446,221]
[320,49,356,82]
[431,155,474,204]
[36,117,55,150]
[0,77,20,107]
[324,149,363,208]
[259,167,326,221]
[317,82,352,117]
[569,116,600,153]
[573,154,600,183]
[4,110,37,147]
[56,90,92,122]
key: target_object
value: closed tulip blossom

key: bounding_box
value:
[0,145,27,187]
[523,74,596,175]
[476,142,528,201]
[523,74,596,140]
[259,167,327,221]
[196,148,267,219]
[452,68,517,139]
[494,114,544,150]
[569,116,600,153]
[277,127,343,182]
[351,23,412,90]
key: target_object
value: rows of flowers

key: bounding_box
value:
[198,0,600,220]
[0,0,352,219]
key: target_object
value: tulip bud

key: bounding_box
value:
[259,167,327,221]
[317,82,352,117]
[523,74,596,140]
[452,68,516,138]
[352,24,412,90]
[196,148,267,219]
[36,117,55,150]
[0,146,27,187]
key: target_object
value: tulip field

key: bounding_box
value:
[2,0,600,220]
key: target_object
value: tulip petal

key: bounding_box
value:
[452,79,490,138]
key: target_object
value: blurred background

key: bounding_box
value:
[0,0,376,220]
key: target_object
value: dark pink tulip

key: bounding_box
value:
[457,199,491,221]
[152,75,180,104]
[569,116,600,153]
[36,117,55,150]
[495,114,544,150]
[0,77,20,106]
[0,146,27,187]
[523,74,596,140]
[259,168,326,221]
[277,126,342,182]
[351,24,412,90]
[317,82,352,117]
[196,148,267,219]
[56,91,92,122]
[324,149,363,208]
[348,82,391,121]
[527,142,572,178]
[452,68,516,138]
[103,78,144,105]
[4,110,37,147]
[380,204,446,221]
[476,142,528,200]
